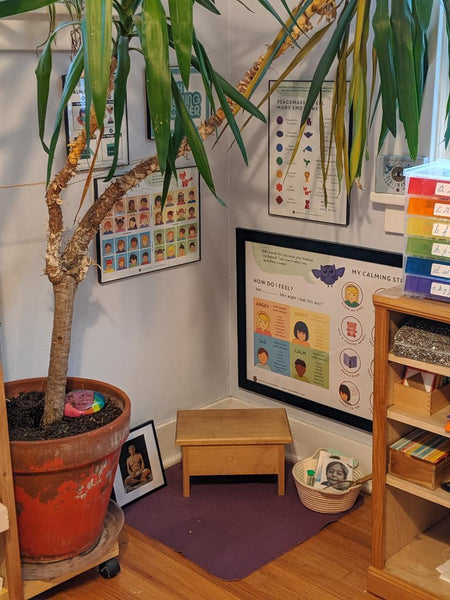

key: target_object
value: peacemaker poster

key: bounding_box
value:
[236,229,403,431]
[268,80,349,225]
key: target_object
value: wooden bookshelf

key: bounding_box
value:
[368,287,450,600]
[0,364,24,600]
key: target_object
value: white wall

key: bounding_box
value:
[0,4,442,471]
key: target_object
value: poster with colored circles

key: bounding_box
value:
[236,229,403,431]
[94,166,200,283]
[268,81,349,225]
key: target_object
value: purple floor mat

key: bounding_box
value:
[124,461,363,580]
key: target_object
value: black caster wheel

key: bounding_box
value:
[98,557,121,578]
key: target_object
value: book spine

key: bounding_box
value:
[390,429,425,451]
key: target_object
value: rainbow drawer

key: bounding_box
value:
[406,217,450,238]
[404,274,450,302]
[405,236,450,261]
[407,196,450,219]
[407,177,450,197]
[405,256,450,282]
[405,161,450,197]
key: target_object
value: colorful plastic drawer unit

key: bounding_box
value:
[406,217,450,238]
[405,256,450,282]
[405,236,450,261]
[407,196,450,218]
[404,274,450,302]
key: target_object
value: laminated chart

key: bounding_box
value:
[268,81,348,225]
[239,232,403,428]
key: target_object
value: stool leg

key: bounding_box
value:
[277,446,285,495]
[182,447,190,497]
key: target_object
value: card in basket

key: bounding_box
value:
[313,449,356,490]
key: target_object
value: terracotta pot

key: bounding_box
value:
[6,377,131,563]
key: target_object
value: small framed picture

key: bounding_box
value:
[113,420,166,508]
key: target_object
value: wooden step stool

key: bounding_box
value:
[175,408,293,497]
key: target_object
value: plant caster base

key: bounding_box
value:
[98,557,121,579]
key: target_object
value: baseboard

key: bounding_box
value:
[155,396,373,493]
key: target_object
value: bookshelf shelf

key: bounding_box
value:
[387,405,450,437]
[386,473,450,509]
[388,353,450,378]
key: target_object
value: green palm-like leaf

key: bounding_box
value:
[194,0,220,14]
[0,0,56,18]
[191,38,216,114]
[105,35,131,181]
[171,74,220,202]
[161,114,185,203]
[169,0,193,88]
[233,22,332,146]
[196,40,248,164]
[318,89,329,206]
[372,0,397,136]
[140,0,171,173]
[412,0,432,112]
[300,0,357,129]
[333,31,349,189]
[391,0,419,159]
[236,1,315,104]
[349,66,367,184]
[414,0,432,30]
[190,46,266,122]
[254,0,302,47]
[377,117,389,153]
[35,34,53,154]
[349,0,369,184]
[84,0,112,127]
[46,47,84,183]
[35,19,79,154]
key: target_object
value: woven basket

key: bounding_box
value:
[292,450,364,514]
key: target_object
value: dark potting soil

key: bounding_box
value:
[6,391,123,441]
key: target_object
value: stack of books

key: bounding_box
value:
[389,428,450,489]
[390,429,450,464]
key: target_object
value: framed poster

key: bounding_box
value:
[113,420,166,508]
[64,75,129,171]
[236,228,403,431]
[268,80,349,225]
[147,66,210,139]
[95,166,200,283]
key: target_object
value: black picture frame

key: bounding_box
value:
[236,228,403,432]
[113,420,166,508]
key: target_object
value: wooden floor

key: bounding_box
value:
[36,494,378,600]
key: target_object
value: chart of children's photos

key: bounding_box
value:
[95,167,200,282]
[64,76,129,171]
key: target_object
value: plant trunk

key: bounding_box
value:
[42,275,78,426]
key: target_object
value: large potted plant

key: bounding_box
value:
[1,0,448,562]
[0,0,289,562]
